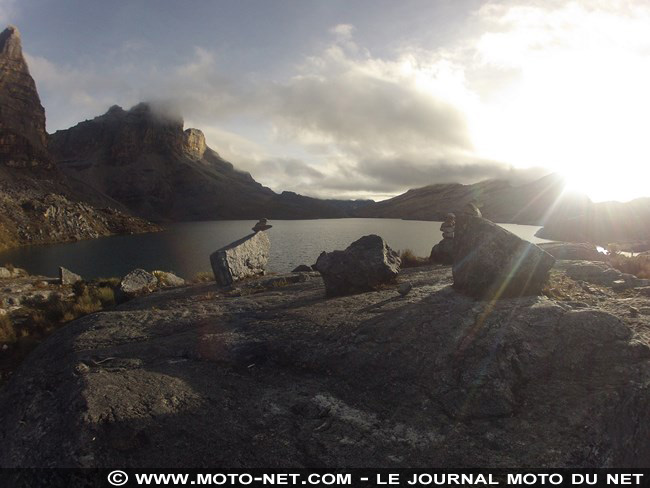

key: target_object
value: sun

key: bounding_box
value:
[467,2,650,203]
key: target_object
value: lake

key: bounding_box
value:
[0,219,552,280]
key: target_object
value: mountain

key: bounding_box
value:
[0,25,158,251]
[0,25,50,169]
[536,198,650,245]
[50,103,370,221]
[358,173,591,225]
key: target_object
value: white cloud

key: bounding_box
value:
[26,2,650,201]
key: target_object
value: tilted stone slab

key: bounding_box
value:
[210,231,270,286]
[453,216,555,299]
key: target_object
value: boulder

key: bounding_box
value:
[119,269,158,296]
[210,232,270,286]
[429,238,454,264]
[538,242,605,261]
[559,261,643,288]
[0,267,11,279]
[397,282,412,296]
[453,216,555,299]
[59,267,82,285]
[291,265,312,273]
[314,234,400,296]
[152,271,185,288]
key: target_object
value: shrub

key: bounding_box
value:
[4,263,14,273]
[72,280,88,297]
[0,313,16,344]
[399,249,429,268]
[192,271,214,283]
[90,286,116,307]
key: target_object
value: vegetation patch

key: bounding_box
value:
[191,271,214,283]
[0,279,119,386]
[399,249,430,268]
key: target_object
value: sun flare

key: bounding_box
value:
[468,2,650,202]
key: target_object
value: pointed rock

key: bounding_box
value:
[0,25,50,167]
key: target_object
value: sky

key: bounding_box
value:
[2,0,650,202]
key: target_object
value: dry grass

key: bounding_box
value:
[192,271,214,283]
[607,253,650,279]
[0,314,16,344]
[399,249,430,268]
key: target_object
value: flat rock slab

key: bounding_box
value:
[453,216,555,299]
[210,232,270,286]
[0,265,648,468]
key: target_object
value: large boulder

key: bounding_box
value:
[59,266,82,285]
[119,269,158,296]
[314,234,400,296]
[210,232,270,286]
[453,216,555,299]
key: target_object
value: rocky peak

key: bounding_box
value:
[0,25,22,59]
[0,24,50,168]
[184,128,206,160]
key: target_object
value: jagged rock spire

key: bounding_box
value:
[0,24,50,167]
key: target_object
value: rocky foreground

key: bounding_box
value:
[0,263,648,468]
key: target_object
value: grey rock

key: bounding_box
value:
[538,242,605,261]
[397,282,412,296]
[429,238,454,264]
[453,216,555,299]
[561,261,631,287]
[152,271,185,288]
[637,287,650,297]
[291,265,312,273]
[59,267,82,285]
[0,267,11,279]
[210,232,270,286]
[119,269,158,296]
[0,266,648,468]
[314,234,400,296]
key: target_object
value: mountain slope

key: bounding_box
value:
[50,103,369,221]
[358,173,592,225]
[0,25,158,251]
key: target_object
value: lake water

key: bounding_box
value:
[0,219,552,280]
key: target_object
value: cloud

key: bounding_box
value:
[30,2,649,201]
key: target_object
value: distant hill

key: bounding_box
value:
[50,103,372,222]
[358,173,591,225]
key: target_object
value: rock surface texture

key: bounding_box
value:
[119,269,158,297]
[0,264,648,468]
[453,216,555,299]
[315,235,401,296]
[210,232,270,286]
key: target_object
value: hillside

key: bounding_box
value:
[0,25,158,251]
[358,174,591,225]
[50,104,370,222]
